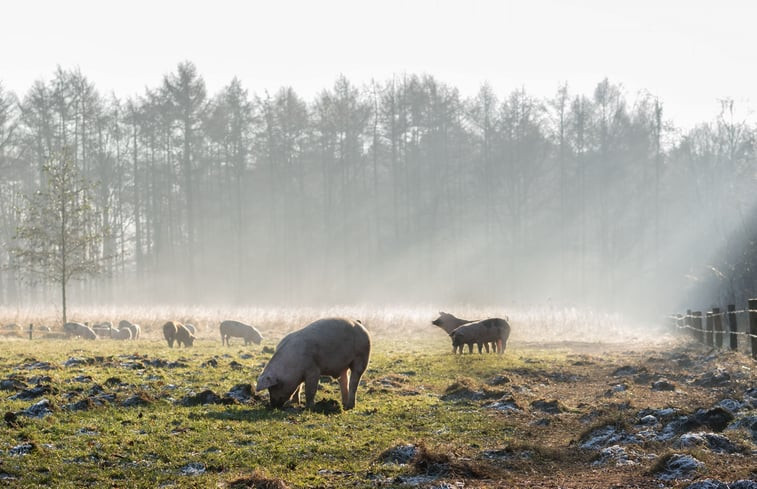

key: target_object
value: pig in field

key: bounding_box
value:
[450,317,511,355]
[118,320,140,339]
[110,327,132,340]
[163,321,195,348]
[63,322,97,340]
[255,317,371,410]
[220,320,263,346]
[432,312,497,353]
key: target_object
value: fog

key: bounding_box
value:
[1,67,756,322]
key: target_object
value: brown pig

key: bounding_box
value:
[255,317,371,410]
[450,317,511,355]
[432,311,497,353]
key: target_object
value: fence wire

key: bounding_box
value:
[667,311,757,339]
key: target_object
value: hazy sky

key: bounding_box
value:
[2,0,755,129]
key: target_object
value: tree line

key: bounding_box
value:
[1,62,755,313]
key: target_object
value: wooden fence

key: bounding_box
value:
[672,298,757,359]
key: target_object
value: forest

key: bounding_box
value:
[0,62,755,314]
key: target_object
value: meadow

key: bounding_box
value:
[0,306,754,488]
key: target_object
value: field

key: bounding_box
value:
[0,306,755,488]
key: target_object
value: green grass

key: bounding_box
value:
[0,337,535,488]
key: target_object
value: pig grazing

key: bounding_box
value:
[163,321,178,347]
[450,317,511,355]
[255,317,370,410]
[111,327,132,340]
[163,321,195,347]
[175,323,195,347]
[118,320,140,339]
[220,320,263,346]
[63,322,97,340]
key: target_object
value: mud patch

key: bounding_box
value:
[121,392,154,407]
[379,443,419,464]
[579,424,639,449]
[224,384,255,403]
[179,389,231,406]
[674,432,741,453]
[311,399,342,415]
[222,470,291,488]
[441,378,501,402]
[654,453,703,481]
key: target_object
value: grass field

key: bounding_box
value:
[0,307,755,488]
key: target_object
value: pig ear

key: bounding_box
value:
[256,373,278,391]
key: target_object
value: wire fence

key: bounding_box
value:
[669,300,757,359]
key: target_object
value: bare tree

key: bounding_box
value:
[10,149,107,325]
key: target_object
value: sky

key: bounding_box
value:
[2,0,756,130]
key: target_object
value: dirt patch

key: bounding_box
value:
[311,398,342,415]
[441,378,503,402]
[222,470,290,489]
[409,442,503,479]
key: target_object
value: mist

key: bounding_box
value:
[1,66,756,321]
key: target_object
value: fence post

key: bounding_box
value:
[685,309,692,339]
[28,323,33,340]
[692,311,703,344]
[749,299,757,359]
[727,304,738,351]
[712,307,723,348]
[705,311,714,347]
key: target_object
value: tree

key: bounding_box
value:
[10,149,106,325]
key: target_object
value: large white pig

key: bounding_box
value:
[255,317,371,410]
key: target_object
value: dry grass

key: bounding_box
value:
[0,303,674,347]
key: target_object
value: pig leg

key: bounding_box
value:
[339,370,350,406]
[477,342,484,354]
[291,384,301,405]
[496,339,503,354]
[467,343,473,354]
[304,370,320,409]
[483,342,490,353]
[345,358,368,410]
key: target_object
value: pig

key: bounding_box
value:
[63,322,97,340]
[91,323,112,338]
[220,320,263,346]
[450,317,511,355]
[432,311,497,353]
[175,323,195,347]
[163,321,195,347]
[110,327,132,340]
[118,320,140,340]
[163,321,178,347]
[431,311,472,334]
[255,317,371,410]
